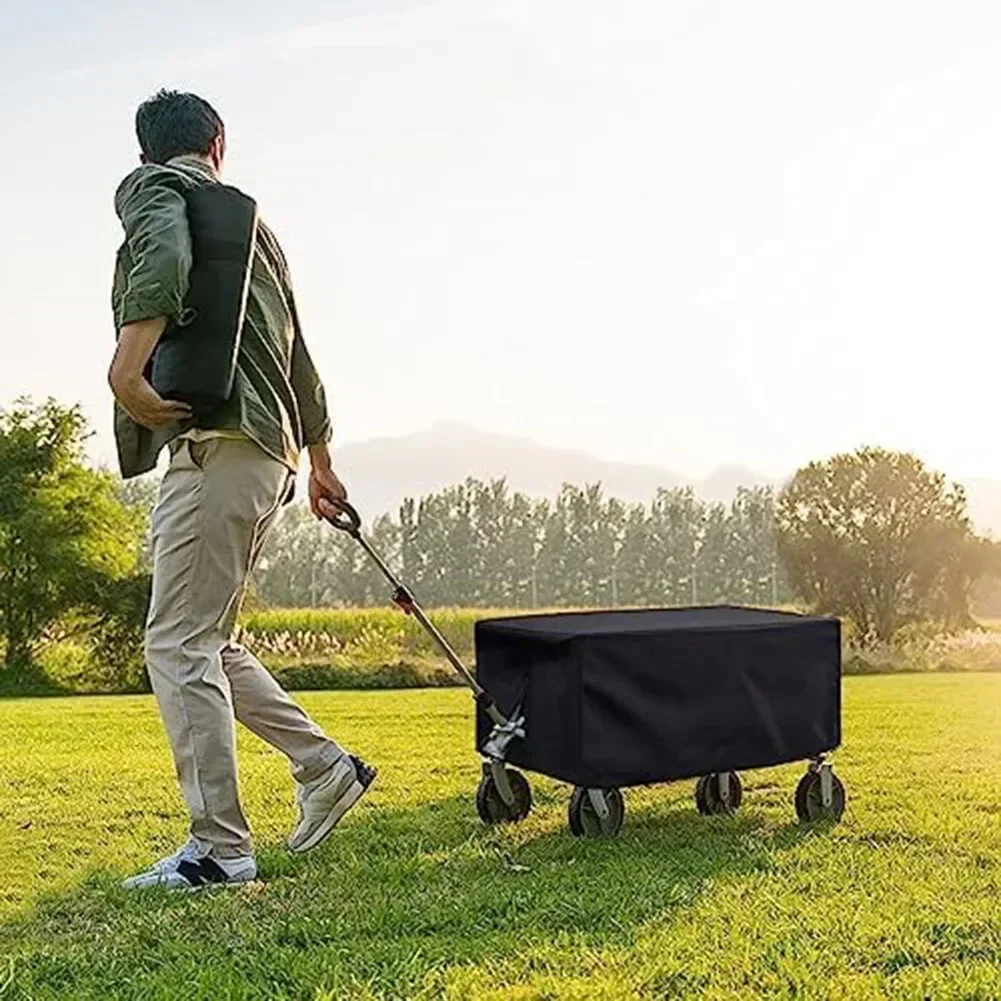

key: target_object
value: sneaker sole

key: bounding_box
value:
[123,871,257,892]
[186,874,256,894]
[288,776,373,854]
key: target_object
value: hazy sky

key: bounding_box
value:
[3,0,1001,479]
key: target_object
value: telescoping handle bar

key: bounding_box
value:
[323,499,506,728]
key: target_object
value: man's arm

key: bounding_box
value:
[276,250,346,517]
[114,166,193,328]
[294,331,347,518]
[291,331,333,447]
[267,223,333,450]
[109,317,192,429]
[110,167,194,429]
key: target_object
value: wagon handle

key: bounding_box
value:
[320,496,507,729]
[323,498,362,536]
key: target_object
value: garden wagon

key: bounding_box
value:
[326,501,846,837]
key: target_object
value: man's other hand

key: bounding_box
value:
[308,444,348,520]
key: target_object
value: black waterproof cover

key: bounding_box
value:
[150,184,259,421]
[474,606,840,788]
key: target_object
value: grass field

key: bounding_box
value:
[3,675,1001,999]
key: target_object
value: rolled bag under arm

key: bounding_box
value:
[150,183,259,421]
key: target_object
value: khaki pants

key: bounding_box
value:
[145,437,342,858]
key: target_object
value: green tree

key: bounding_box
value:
[115,473,160,573]
[255,499,402,609]
[350,514,401,605]
[721,488,785,605]
[0,399,142,671]
[647,489,704,604]
[970,543,1001,618]
[256,503,337,607]
[568,484,616,606]
[469,479,516,606]
[777,447,979,643]
[612,502,651,607]
[536,487,573,606]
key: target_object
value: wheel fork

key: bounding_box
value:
[812,756,834,809]
[718,770,732,808]
[587,788,611,821]
[488,760,515,807]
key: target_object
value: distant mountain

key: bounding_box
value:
[336,420,775,519]
[699,464,782,503]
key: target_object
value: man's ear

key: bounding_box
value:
[209,135,225,172]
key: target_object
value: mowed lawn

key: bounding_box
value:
[3,677,1001,1000]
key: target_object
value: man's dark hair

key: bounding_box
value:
[135,89,225,164]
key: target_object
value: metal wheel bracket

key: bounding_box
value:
[718,771,731,807]
[587,788,611,821]
[480,706,526,761]
[490,761,516,807]
[819,762,834,809]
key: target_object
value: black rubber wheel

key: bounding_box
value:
[568,787,625,838]
[476,768,532,824]
[795,769,846,823]
[694,775,709,815]
[694,772,743,816]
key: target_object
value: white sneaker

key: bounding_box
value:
[288,754,377,854]
[132,838,200,879]
[123,851,256,891]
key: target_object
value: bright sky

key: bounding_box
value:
[2,0,1000,480]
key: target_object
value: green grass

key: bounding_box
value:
[3,676,1001,999]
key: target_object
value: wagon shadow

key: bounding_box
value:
[1,786,825,996]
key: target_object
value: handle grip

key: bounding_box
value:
[324,498,362,535]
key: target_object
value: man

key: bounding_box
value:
[109,89,375,890]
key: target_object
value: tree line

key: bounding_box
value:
[254,481,790,611]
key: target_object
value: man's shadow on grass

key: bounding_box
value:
[0,783,832,997]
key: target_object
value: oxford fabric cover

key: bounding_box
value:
[151,184,258,420]
[474,606,841,788]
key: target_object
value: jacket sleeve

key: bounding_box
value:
[266,228,333,448]
[113,166,193,327]
[290,307,333,447]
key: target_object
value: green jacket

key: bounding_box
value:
[111,155,331,478]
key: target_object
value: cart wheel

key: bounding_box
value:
[694,775,709,814]
[568,787,625,838]
[694,772,743,816]
[794,769,846,823]
[476,768,532,825]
